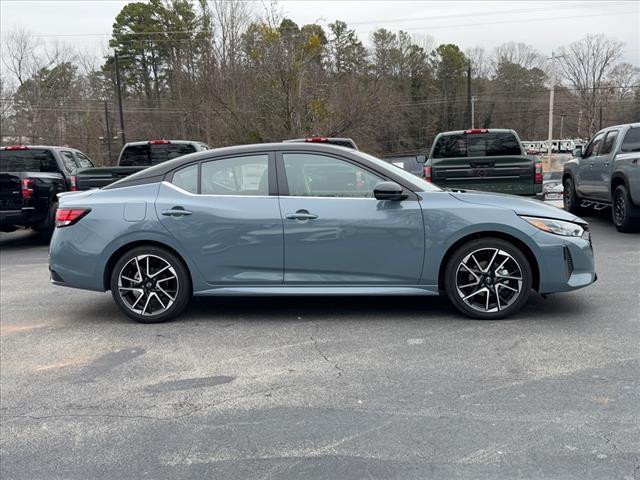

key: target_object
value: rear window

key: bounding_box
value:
[432,132,522,158]
[621,128,640,153]
[0,149,59,172]
[119,143,197,166]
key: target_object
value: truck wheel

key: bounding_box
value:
[444,238,533,320]
[33,201,58,240]
[563,177,589,216]
[612,185,640,233]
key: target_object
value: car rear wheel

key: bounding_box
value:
[444,238,533,320]
[110,246,191,323]
[33,201,57,240]
[563,177,589,216]
[612,184,640,233]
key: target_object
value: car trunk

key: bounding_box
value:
[432,155,537,195]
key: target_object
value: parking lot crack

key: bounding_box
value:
[310,323,343,378]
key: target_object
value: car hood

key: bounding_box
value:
[449,190,581,222]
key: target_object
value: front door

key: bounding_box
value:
[592,130,618,200]
[156,153,284,285]
[577,132,604,197]
[277,152,425,285]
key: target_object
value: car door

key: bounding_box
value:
[277,151,425,285]
[592,130,618,200]
[577,132,604,196]
[156,153,284,285]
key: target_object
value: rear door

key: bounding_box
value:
[156,152,284,285]
[277,151,424,285]
[430,131,535,195]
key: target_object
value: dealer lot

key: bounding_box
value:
[0,211,639,479]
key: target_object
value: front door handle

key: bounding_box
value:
[161,207,192,217]
[286,210,318,221]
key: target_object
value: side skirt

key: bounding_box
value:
[194,286,440,296]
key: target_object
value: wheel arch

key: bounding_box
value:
[103,240,193,292]
[438,231,540,292]
[610,172,628,193]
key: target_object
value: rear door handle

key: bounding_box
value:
[285,210,318,220]
[161,207,192,217]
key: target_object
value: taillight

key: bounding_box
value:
[464,129,489,134]
[423,165,432,182]
[21,178,34,199]
[304,137,328,143]
[148,139,170,145]
[5,145,28,150]
[55,208,90,228]
[534,162,542,184]
[70,175,77,191]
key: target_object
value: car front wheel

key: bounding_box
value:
[563,177,588,216]
[444,238,533,320]
[110,246,191,323]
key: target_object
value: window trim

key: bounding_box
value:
[583,132,605,158]
[276,150,418,200]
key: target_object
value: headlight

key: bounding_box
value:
[521,216,585,237]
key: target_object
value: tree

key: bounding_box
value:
[431,44,467,131]
[559,34,624,135]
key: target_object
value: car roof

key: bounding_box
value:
[104,142,427,192]
[122,140,203,147]
[0,145,82,151]
[435,129,516,136]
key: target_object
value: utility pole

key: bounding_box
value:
[114,51,126,146]
[599,104,603,130]
[471,95,476,129]
[547,51,556,159]
[104,101,113,164]
[560,113,565,139]
[467,61,472,128]
[577,109,582,138]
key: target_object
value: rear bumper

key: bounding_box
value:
[0,207,39,227]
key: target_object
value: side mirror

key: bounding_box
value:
[374,181,407,201]
[416,154,427,164]
[572,146,583,158]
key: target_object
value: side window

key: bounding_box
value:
[621,128,640,153]
[583,133,604,158]
[171,164,198,193]
[201,155,268,196]
[60,151,77,173]
[120,145,150,166]
[283,153,382,198]
[599,131,618,156]
[74,151,94,168]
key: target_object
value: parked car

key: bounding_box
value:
[283,137,358,150]
[543,171,563,200]
[383,154,427,177]
[49,142,596,323]
[424,129,543,196]
[0,145,94,237]
[75,139,209,190]
[563,122,640,232]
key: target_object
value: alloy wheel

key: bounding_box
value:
[455,248,524,313]
[117,254,179,316]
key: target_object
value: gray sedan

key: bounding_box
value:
[49,143,596,323]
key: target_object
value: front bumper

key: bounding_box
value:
[535,229,596,294]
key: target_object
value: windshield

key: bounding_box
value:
[357,151,442,192]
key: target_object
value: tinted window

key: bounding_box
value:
[119,145,149,166]
[0,149,58,172]
[171,164,198,193]
[600,131,618,155]
[60,151,77,173]
[74,152,94,168]
[584,133,604,158]
[621,128,640,153]
[150,144,196,164]
[283,153,382,198]
[201,155,268,196]
[432,132,522,158]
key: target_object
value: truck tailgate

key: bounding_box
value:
[432,156,537,195]
[75,166,144,190]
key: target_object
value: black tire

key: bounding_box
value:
[33,201,58,241]
[612,184,640,233]
[110,245,191,323]
[563,177,589,216]
[444,238,533,320]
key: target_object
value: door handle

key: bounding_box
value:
[161,207,192,217]
[285,210,318,220]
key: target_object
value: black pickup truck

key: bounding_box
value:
[76,139,208,190]
[0,145,94,237]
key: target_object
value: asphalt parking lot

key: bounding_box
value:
[1,209,639,479]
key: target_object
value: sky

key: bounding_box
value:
[1,0,639,67]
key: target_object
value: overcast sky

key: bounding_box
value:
[1,0,639,66]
